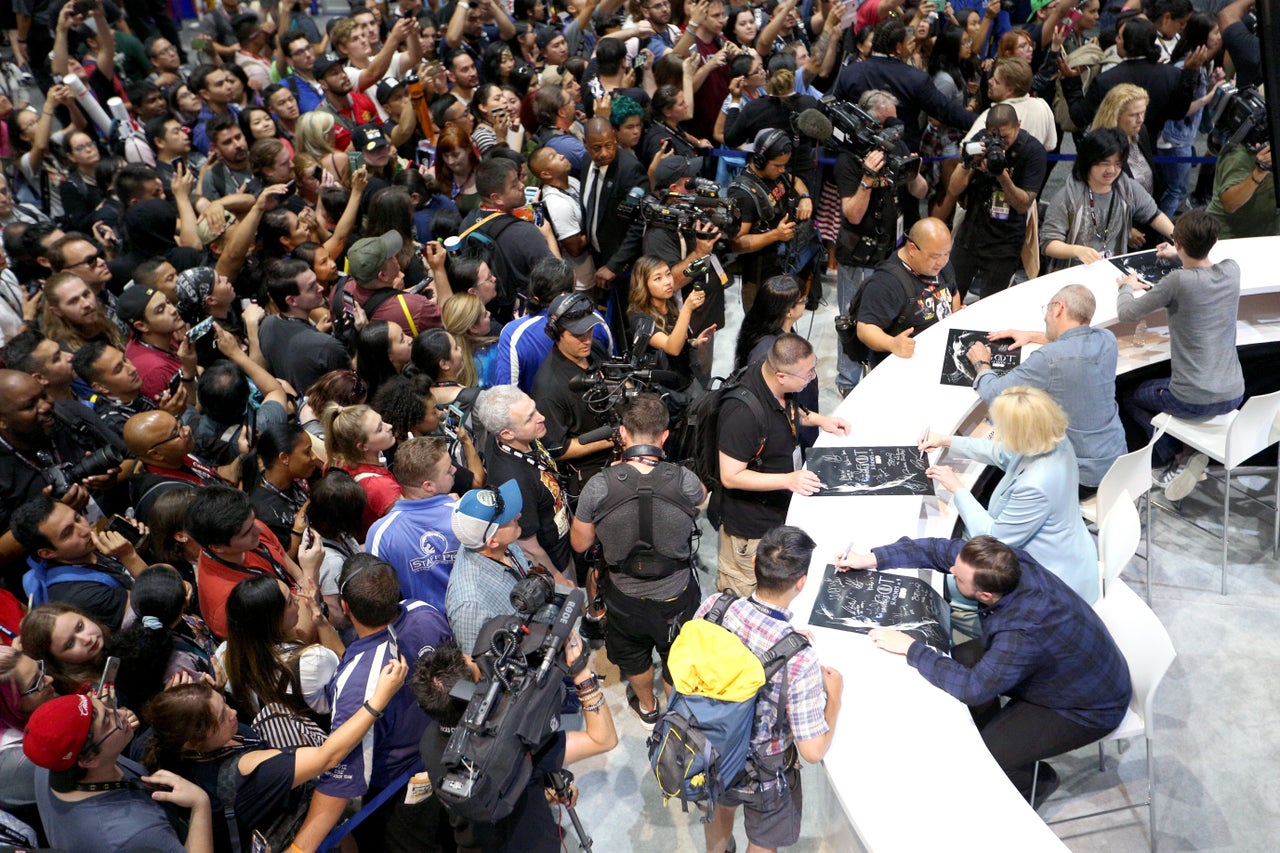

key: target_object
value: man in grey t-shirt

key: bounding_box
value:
[570,394,704,726]
[1116,209,1244,499]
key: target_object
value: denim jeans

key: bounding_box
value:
[836,263,872,393]
[1124,377,1243,464]
[1156,143,1194,219]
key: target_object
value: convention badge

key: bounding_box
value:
[404,771,434,805]
[989,190,1011,221]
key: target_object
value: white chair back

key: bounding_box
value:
[1093,580,1176,727]
[1224,389,1280,469]
[1097,441,1156,523]
[1100,490,1142,594]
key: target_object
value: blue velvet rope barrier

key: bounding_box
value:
[315,764,421,853]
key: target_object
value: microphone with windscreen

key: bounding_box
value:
[795,108,834,143]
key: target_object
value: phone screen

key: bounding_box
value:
[99,657,121,706]
[386,624,400,662]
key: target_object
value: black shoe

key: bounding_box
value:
[581,612,606,648]
[1030,762,1060,810]
[626,684,661,729]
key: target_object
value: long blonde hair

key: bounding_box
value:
[296,112,338,159]
[322,402,376,468]
[441,293,496,387]
[40,272,124,351]
[1090,84,1149,135]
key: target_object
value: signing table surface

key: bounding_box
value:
[784,237,1280,851]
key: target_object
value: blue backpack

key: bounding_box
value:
[647,593,809,820]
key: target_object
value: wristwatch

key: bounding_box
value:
[973,360,991,370]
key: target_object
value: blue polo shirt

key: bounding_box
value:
[366,495,461,612]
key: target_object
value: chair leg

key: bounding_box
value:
[1273,445,1279,559]
[1148,736,1157,853]
[1143,491,1153,603]
[1030,761,1039,809]
[1098,741,1105,773]
[1221,469,1231,596]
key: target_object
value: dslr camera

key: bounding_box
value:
[962,130,1008,175]
[43,446,124,497]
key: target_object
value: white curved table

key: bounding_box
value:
[784,236,1280,852]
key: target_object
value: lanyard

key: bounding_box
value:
[495,439,561,478]
[1087,188,1118,250]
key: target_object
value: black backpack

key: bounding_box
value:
[674,366,773,529]
[215,751,314,853]
[834,259,921,364]
[591,461,699,578]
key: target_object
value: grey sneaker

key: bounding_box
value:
[1164,452,1210,501]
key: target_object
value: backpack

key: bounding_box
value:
[647,593,810,820]
[1052,42,1106,134]
[457,211,520,307]
[215,751,315,853]
[833,259,922,364]
[591,461,699,578]
[673,366,770,528]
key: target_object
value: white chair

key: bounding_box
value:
[1034,579,1177,853]
[1151,389,1280,595]
[1082,438,1158,599]
[1099,490,1142,596]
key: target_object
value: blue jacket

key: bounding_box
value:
[950,436,1100,603]
[973,325,1127,487]
[366,495,461,612]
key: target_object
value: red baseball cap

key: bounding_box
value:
[24,694,93,772]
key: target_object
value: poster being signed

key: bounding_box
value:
[1110,249,1182,283]
[806,446,930,497]
[808,564,950,653]
[940,329,1021,387]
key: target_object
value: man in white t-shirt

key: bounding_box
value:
[530,145,596,291]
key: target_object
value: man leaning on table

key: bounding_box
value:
[837,535,1132,807]
[964,284,1127,498]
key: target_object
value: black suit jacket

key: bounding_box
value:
[582,148,649,274]
[1065,58,1197,141]
[833,55,977,151]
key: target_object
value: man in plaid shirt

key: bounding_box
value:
[839,534,1131,805]
[696,526,843,853]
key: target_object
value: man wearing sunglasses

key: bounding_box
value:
[24,692,213,853]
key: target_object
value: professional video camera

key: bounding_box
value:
[616,186,741,243]
[795,99,921,186]
[566,344,684,449]
[962,129,1008,175]
[1207,84,1271,153]
[436,581,587,825]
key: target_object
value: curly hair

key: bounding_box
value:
[609,95,644,130]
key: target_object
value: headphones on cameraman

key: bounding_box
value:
[622,444,666,461]
[544,292,596,341]
[751,128,793,170]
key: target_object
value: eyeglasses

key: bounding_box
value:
[20,659,45,697]
[778,366,817,382]
[1041,300,1060,316]
[67,252,102,268]
[84,703,123,756]
[907,239,952,261]
[152,44,178,56]
[146,425,186,453]
[71,141,97,153]
[290,44,314,56]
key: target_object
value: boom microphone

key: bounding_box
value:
[535,587,585,686]
[795,108,834,143]
[575,424,616,445]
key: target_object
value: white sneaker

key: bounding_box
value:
[1164,453,1210,501]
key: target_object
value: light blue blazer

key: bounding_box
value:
[950,435,1100,604]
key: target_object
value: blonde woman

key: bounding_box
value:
[919,386,1099,606]
[441,293,498,389]
[1089,83,1159,248]
[321,402,401,535]
[295,112,351,186]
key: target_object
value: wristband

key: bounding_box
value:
[858,181,872,191]
[180,374,196,382]
[362,700,385,719]
[291,528,305,536]
[974,360,991,370]
[798,193,811,199]
[1252,172,1266,184]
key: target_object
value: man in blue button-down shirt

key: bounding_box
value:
[839,534,1131,804]
[966,284,1127,495]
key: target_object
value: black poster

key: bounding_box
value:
[1109,250,1182,283]
[805,446,930,496]
[940,329,1021,387]
[808,564,951,653]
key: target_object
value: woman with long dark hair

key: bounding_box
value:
[411,327,467,406]
[640,84,710,169]
[627,255,712,391]
[355,319,415,402]
[470,82,514,155]
[1160,12,1225,217]
[924,25,977,221]
[734,274,819,446]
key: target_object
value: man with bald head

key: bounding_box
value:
[967,285,1128,496]
[854,217,960,371]
[123,410,228,510]
[581,117,649,292]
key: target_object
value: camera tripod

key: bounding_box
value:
[547,768,592,851]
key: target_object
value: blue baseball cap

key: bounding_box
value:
[452,480,523,548]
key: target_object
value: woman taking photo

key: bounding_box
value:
[919,385,1099,608]
[640,84,710,169]
[141,658,405,853]
[322,402,402,534]
[1040,127,1173,272]
[441,293,498,389]
[57,130,103,232]
[296,112,351,186]
[248,423,319,560]
[470,82,512,156]
[925,25,978,221]
[432,126,481,212]
[628,255,713,392]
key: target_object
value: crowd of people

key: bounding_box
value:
[0,0,1270,849]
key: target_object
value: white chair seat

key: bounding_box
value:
[1105,706,1145,743]
[1151,412,1235,460]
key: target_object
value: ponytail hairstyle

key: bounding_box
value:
[323,402,375,468]
[106,565,190,710]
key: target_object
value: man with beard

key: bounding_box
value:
[316,52,379,150]
[72,340,189,439]
[40,272,122,353]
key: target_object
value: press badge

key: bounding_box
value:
[989,191,1010,220]
[405,771,434,804]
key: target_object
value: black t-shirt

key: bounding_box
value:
[834,150,902,268]
[530,345,613,494]
[728,171,793,281]
[419,722,567,853]
[250,480,308,550]
[955,130,1048,259]
[46,555,133,630]
[856,257,957,366]
[640,225,723,332]
[184,737,301,853]
[484,436,574,575]
[716,361,800,539]
[0,411,115,535]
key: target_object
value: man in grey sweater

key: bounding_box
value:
[1116,209,1244,499]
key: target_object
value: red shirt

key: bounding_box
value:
[196,520,293,639]
[341,462,403,537]
[126,339,182,401]
[345,280,442,336]
[326,91,380,151]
